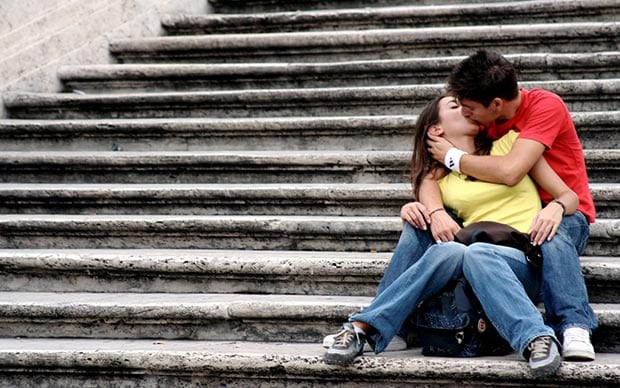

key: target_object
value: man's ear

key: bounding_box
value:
[428,125,443,136]
[491,97,503,111]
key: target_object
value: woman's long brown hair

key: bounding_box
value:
[409,94,493,199]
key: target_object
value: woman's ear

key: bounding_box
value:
[428,124,443,136]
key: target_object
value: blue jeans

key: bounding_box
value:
[462,243,556,357]
[539,211,598,334]
[351,241,466,353]
[375,222,434,296]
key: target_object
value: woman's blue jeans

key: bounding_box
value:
[375,212,598,339]
[351,241,466,353]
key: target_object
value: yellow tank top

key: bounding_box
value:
[438,131,541,233]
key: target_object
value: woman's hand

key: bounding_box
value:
[429,210,461,243]
[400,202,430,230]
[529,201,564,245]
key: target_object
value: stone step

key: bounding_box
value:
[206,0,578,14]
[0,148,606,185]
[108,22,619,63]
[58,52,620,92]
[163,0,620,34]
[0,111,617,151]
[1,338,619,387]
[0,183,617,219]
[0,215,617,256]
[0,149,617,184]
[0,249,616,303]
[0,291,617,351]
[4,79,619,119]
[0,183,412,216]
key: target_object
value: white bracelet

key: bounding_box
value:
[444,147,468,173]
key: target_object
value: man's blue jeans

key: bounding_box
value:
[462,243,556,357]
[539,211,598,335]
[351,241,466,353]
[376,212,598,338]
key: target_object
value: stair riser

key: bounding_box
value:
[208,0,524,14]
[0,190,616,218]
[0,163,616,184]
[0,134,412,152]
[0,124,616,151]
[0,271,380,296]
[0,351,618,388]
[166,11,620,35]
[110,29,620,64]
[59,53,620,92]
[0,231,616,256]
[60,68,620,92]
[0,312,617,353]
[7,95,617,120]
[0,267,614,303]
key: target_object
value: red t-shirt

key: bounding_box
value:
[486,88,596,223]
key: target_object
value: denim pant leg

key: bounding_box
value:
[539,211,598,335]
[351,242,466,353]
[463,243,555,358]
[376,222,434,296]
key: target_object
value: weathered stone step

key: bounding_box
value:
[1,111,617,151]
[0,292,617,351]
[163,0,620,34]
[0,215,617,256]
[0,249,616,303]
[206,0,579,14]
[0,183,412,216]
[1,339,619,388]
[0,150,617,184]
[4,79,619,119]
[0,183,617,219]
[108,23,619,63]
[58,53,620,92]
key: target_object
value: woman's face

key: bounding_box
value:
[436,96,480,140]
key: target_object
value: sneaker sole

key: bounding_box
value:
[562,349,595,361]
[323,335,407,352]
[530,354,561,377]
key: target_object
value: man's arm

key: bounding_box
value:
[428,135,546,186]
[527,156,579,245]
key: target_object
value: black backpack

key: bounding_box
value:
[414,277,512,357]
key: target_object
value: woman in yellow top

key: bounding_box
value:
[323,94,578,377]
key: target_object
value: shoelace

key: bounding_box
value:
[528,337,551,359]
[333,327,357,348]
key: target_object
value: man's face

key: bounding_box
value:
[458,98,499,127]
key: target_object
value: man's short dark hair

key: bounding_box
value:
[447,50,519,107]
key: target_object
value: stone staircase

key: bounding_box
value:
[0,0,619,386]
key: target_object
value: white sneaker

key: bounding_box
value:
[562,327,595,361]
[322,332,407,352]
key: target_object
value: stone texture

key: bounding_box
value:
[0,339,619,387]
[164,0,620,34]
[57,52,620,92]
[109,22,620,63]
[4,79,619,119]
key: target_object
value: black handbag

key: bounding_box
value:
[415,277,512,357]
[454,221,543,269]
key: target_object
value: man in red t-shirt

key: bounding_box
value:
[424,50,597,363]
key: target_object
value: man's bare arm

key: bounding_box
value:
[429,135,546,186]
